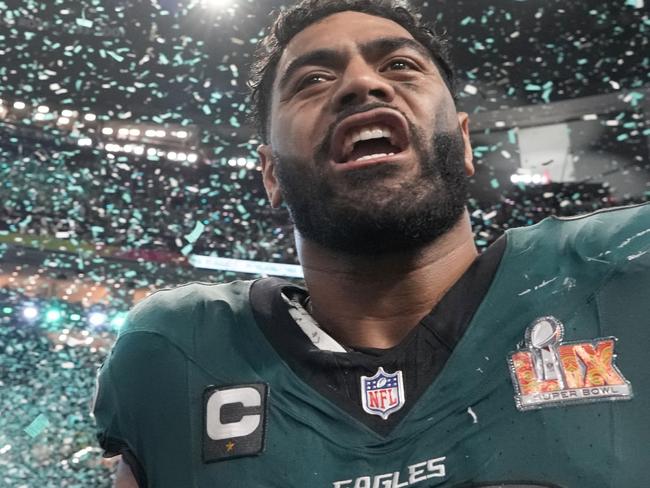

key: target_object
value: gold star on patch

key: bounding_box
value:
[225,441,235,452]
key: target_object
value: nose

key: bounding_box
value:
[332,58,396,110]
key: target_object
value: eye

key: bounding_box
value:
[383,58,419,72]
[295,73,330,91]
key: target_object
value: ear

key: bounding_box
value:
[457,112,475,177]
[258,144,283,208]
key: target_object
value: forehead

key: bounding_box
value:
[277,11,416,74]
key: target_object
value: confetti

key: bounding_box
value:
[24,414,50,438]
[0,1,648,485]
[467,406,478,424]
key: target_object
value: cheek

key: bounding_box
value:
[402,83,456,127]
[272,111,319,156]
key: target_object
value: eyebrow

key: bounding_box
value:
[277,36,432,90]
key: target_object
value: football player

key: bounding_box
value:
[95,0,650,486]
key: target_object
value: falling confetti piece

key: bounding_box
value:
[185,221,206,244]
[24,414,50,438]
[467,406,478,424]
[76,18,93,28]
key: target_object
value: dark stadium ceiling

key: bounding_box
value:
[0,0,648,152]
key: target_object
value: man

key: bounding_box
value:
[94,1,650,486]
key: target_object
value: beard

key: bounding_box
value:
[273,113,469,256]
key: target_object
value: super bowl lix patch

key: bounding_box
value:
[509,316,633,411]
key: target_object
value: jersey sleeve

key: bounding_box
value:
[93,353,148,485]
[92,292,198,487]
[93,351,128,457]
[92,281,254,486]
[559,202,650,263]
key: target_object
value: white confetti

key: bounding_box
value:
[467,407,478,424]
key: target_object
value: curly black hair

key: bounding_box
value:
[248,0,456,142]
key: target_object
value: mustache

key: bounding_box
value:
[313,102,411,163]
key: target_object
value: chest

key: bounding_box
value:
[152,256,650,487]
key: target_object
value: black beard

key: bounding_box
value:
[274,118,469,256]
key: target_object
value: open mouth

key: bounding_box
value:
[330,110,410,165]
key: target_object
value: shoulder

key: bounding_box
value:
[117,280,255,350]
[127,281,253,329]
[506,202,650,262]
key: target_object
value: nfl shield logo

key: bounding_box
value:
[360,367,405,419]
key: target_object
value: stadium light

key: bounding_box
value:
[510,173,550,185]
[13,101,26,110]
[207,0,233,8]
[110,312,128,330]
[22,305,39,320]
[101,127,114,135]
[37,105,50,114]
[89,312,107,327]
[45,308,63,323]
[84,113,97,122]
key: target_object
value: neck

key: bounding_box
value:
[297,211,478,349]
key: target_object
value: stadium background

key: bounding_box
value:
[0,0,648,485]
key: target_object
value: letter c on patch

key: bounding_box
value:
[206,387,262,440]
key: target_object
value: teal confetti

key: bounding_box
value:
[24,414,50,438]
[626,92,645,107]
[185,221,205,244]
[76,18,93,28]
[106,51,124,62]
[473,145,489,158]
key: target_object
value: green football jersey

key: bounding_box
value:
[94,203,650,487]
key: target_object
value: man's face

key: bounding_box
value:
[258,11,474,255]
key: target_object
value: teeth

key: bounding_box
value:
[350,125,392,145]
[342,124,394,158]
[354,152,395,162]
